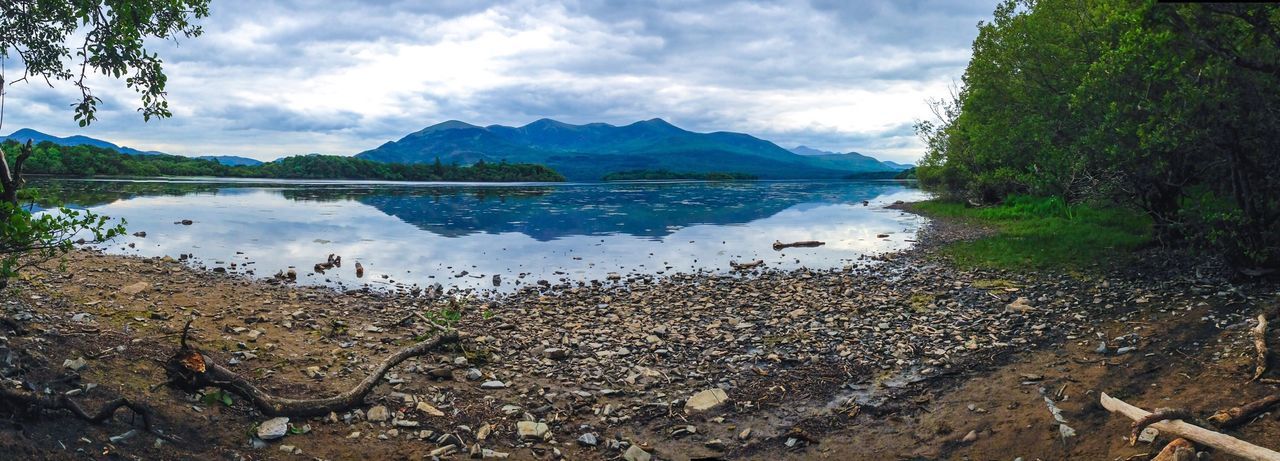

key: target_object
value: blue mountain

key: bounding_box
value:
[356,119,903,180]
[197,155,264,166]
[2,128,170,156]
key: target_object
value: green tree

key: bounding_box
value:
[917,0,1280,271]
[1,0,210,288]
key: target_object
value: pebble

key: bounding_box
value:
[516,421,549,441]
[481,380,507,389]
[578,432,598,446]
[63,357,87,371]
[367,405,390,422]
[256,417,289,440]
[685,388,729,413]
[623,445,652,461]
[416,401,445,417]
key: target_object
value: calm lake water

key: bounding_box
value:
[32,178,927,293]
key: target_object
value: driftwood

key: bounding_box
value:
[1254,314,1270,382]
[730,259,764,270]
[1131,408,1194,445]
[772,240,824,251]
[1209,393,1280,428]
[1152,438,1196,461]
[0,386,176,442]
[164,321,459,417]
[1100,392,1280,461]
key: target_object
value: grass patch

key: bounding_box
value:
[913,195,1152,271]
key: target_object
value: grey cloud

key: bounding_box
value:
[5,0,995,162]
[207,104,364,132]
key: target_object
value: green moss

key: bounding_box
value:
[913,195,1152,272]
[907,293,936,313]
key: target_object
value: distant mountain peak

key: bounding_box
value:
[415,120,482,134]
[789,145,841,156]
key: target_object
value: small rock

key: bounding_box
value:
[416,401,445,417]
[120,282,150,296]
[516,421,549,441]
[257,417,290,440]
[481,380,506,389]
[1137,427,1159,444]
[962,430,978,443]
[543,348,568,360]
[623,445,651,461]
[685,388,729,413]
[1116,346,1135,355]
[367,405,390,422]
[577,432,598,446]
[63,357,88,371]
[466,368,483,380]
[1006,297,1034,313]
[279,444,296,453]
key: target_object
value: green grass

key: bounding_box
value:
[912,195,1152,271]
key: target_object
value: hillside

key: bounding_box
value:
[357,119,903,180]
[197,155,263,166]
[2,128,164,156]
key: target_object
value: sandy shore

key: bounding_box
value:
[1,204,1276,460]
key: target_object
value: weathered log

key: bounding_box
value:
[1100,392,1280,461]
[1209,393,1280,428]
[772,240,825,250]
[1253,314,1270,382]
[165,321,458,417]
[1152,438,1196,461]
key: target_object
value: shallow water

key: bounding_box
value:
[32,177,927,292]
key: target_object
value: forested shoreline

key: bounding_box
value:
[1,140,566,182]
[915,1,1279,271]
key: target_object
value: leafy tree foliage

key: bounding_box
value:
[1,0,210,288]
[917,1,1280,271]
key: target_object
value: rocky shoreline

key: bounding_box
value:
[2,203,1277,460]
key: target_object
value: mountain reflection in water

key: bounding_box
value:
[31,178,928,292]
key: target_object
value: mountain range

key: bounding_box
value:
[355,118,908,180]
[4,120,910,179]
[2,128,165,157]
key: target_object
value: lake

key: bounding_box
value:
[31,178,928,293]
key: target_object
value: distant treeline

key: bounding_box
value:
[2,141,566,182]
[602,169,757,181]
[842,169,915,180]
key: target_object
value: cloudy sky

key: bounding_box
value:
[2,0,994,163]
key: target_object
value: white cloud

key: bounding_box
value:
[1,0,993,163]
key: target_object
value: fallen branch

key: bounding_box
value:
[0,386,177,442]
[1100,392,1280,461]
[164,320,459,417]
[730,259,764,270]
[1209,393,1280,428]
[1254,314,1270,382]
[772,240,824,251]
[1131,408,1194,445]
